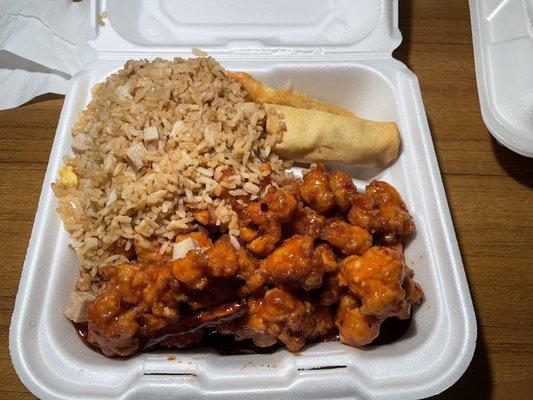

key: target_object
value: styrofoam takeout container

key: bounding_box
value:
[469,0,533,157]
[10,1,476,399]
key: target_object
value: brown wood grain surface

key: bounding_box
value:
[0,1,532,398]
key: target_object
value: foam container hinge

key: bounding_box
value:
[469,0,533,157]
[9,1,477,399]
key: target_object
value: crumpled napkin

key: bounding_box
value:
[0,0,97,110]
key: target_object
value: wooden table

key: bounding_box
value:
[1,1,532,398]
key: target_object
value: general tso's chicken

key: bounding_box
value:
[261,186,298,223]
[246,220,282,257]
[299,165,336,213]
[320,220,372,256]
[348,181,415,243]
[290,204,327,239]
[205,235,240,278]
[219,288,334,351]
[236,186,300,257]
[335,293,381,348]
[180,278,242,312]
[367,181,415,240]
[87,253,251,357]
[328,170,358,213]
[79,163,424,357]
[171,232,213,290]
[87,262,181,357]
[259,235,337,291]
[172,233,262,293]
[236,201,282,257]
[338,246,409,319]
[346,192,379,233]
[236,202,269,232]
[171,250,207,290]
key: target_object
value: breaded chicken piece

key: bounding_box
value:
[367,181,415,240]
[236,187,298,257]
[87,262,180,357]
[204,235,240,278]
[172,233,263,293]
[347,192,380,233]
[300,165,336,213]
[328,170,358,213]
[171,232,213,290]
[348,181,415,243]
[171,250,208,290]
[290,204,327,239]
[338,246,408,319]
[192,209,212,226]
[261,186,298,222]
[246,219,282,257]
[335,293,380,347]
[259,235,336,291]
[320,220,372,256]
[219,288,334,351]
[224,71,355,117]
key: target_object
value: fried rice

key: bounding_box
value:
[52,57,289,292]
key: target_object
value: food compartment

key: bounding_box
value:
[253,65,398,122]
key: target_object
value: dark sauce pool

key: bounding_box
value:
[74,316,411,356]
[73,322,281,356]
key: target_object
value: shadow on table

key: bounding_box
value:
[21,93,64,107]
[491,137,533,189]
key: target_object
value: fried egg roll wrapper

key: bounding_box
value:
[266,104,400,167]
[225,70,355,118]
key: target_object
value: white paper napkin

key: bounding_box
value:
[0,0,97,110]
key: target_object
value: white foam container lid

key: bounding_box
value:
[10,1,477,399]
[470,0,533,157]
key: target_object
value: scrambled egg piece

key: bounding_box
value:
[59,166,78,187]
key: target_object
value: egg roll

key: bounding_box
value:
[225,71,355,118]
[265,104,399,166]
